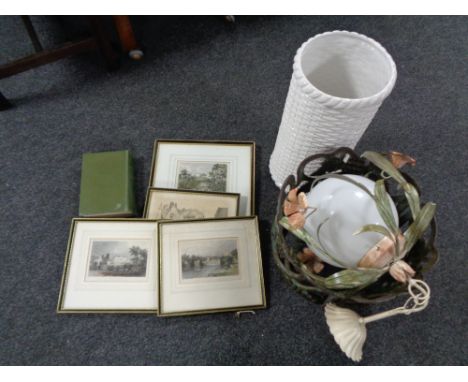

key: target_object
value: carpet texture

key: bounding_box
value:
[0,16,467,365]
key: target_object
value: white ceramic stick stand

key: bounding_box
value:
[269,31,397,187]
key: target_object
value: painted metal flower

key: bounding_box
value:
[297,247,324,274]
[283,188,309,229]
[387,151,416,169]
[389,260,416,283]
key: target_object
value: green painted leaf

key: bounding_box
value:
[404,202,437,253]
[324,268,386,290]
[374,179,398,233]
[361,151,406,184]
[354,224,394,240]
[279,216,346,268]
[362,151,421,220]
[290,277,325,293]
[299,264,327,287]
[279,216,315,245]
[402,182,421,219]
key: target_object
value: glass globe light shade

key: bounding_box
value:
[304,174,399,268]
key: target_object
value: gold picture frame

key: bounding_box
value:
[57,218,160,314]
[143,187,240,220]
[148,140,255,216]
[157,216,266,317]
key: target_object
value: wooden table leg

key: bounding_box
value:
[0,91,13,111]
[88,16,120,71]
[0,16,121,109]
[21,16,43,52]
[113,16,143,60]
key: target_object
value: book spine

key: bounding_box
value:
[126,150,136,216]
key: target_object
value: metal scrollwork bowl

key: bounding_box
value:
[271,147,438,304]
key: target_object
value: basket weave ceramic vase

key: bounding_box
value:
[269,31,397,187]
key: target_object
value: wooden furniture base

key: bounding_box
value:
[0,38,98,80]
[0,16,120,109]
[113,16,144,60]
[0,91,13,110]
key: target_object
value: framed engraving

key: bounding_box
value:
[143,187,240,220]
[85,239,149,279]
[149,140,255,216]
[176,161,228,192]
[57,218,159,313]
[158,216,266,317]
[179,238,239,280]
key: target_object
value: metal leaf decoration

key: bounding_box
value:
[324,268,386,290]
[402,182,421,219]
[362,151,406,184]
[279,216,346,268]
[404,202,437,254]
[353,224,394,240]
[279,216,319,248]
[362,151,421,220]
[299,264,328,288]
[373,179,398,233]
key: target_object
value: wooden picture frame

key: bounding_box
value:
[148,140,255,216]
[57,218,159,314]
[143,187,240,220]
[157,216,266,317]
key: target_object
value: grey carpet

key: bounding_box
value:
[0,16,467,365]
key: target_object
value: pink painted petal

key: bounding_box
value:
[288,212,305,229]
[312,260,324,274]
[287,188,299,203]
[388,151,416,169]
[389,260,416,283]
[298,247,316,263]
[283,200,300,216]
[298,192,309,210]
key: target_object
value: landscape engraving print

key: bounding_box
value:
[179,238,239,280]
[158,202,228,220]
[176,161,228,192]
[87,240,149,278]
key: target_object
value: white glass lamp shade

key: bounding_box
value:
[304,175,399,268]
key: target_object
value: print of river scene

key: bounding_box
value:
[179,238,238,279]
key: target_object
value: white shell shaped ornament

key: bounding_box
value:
[304,175,399,268]
[324,279,431,362]
[324,304,366,362]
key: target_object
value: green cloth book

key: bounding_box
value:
[79,150,136,217]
